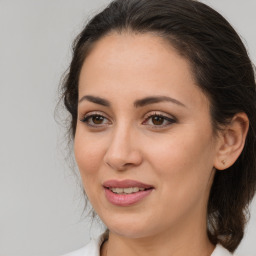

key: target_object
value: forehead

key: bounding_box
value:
[80,32,191,82]
[78,32,208,109]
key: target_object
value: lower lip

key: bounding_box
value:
[104,188,153,206]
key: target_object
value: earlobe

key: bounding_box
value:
[214,112,249,170]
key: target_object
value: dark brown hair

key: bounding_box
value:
[60,0,256,252]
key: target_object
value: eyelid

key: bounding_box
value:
[144,111,176,121]
[142,111,177,128]
[79,111,112,127]
[82,111,109,118]
[79,110,176,129]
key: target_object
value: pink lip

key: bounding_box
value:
[103,179,154,206]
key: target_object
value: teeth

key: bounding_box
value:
[114,188,123,194]
[131,187,139,193]
[110,187,145,194]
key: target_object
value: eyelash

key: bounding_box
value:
[80,112,111,128]
[79,111,176,129]
[143,112,176,128]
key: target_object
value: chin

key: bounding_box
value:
[101,214,160,239]
[111,227,151,239]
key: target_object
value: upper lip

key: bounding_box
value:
[103,179,154,189]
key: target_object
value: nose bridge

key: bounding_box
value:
[111,122,131,149]
[104,120,142,170]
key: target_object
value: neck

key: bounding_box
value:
[100,213,215,256]
[102,231,214,256]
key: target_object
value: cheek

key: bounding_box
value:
[146,128,215,196]
[142,130,215,225]
[73,130,109,210]
[74,128,106,182]
[147,129,213,166]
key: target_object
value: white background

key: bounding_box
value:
[0,1,255,255]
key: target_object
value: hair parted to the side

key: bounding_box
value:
[60,0,256,252]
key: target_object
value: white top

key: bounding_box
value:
[62,232,234,256]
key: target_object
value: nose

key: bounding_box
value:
[103,124,143,171]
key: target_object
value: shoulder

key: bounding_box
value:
[61,232,107,256]
[211,244,236,256]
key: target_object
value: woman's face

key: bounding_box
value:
[74,33,219,239]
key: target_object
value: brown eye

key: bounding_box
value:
[92,115,104,124]
[80,114,110,127]
[152,116,164,125]
[142,113,176,128]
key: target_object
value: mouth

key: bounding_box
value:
[107,187,151,194]
[103,179,154,206]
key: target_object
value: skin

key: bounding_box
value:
[74,32,248,256]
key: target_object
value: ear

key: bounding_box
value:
[214,112,249,170]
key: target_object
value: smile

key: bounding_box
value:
[109,187,147,194]
[103,179,154,206]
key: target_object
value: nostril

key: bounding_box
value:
[104,156,131,171]
[104,151,143,168]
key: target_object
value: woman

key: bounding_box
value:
[60,0,256,255]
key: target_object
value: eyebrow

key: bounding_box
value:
[134,96,186,108]
[78,95,110,106]
[78,95,186,108]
